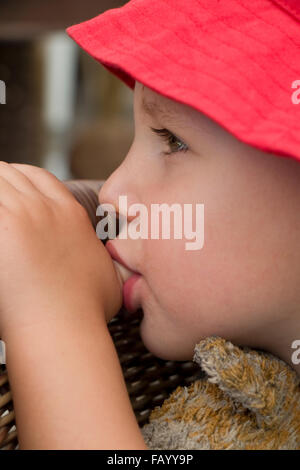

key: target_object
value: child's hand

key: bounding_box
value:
[0,162,122,337]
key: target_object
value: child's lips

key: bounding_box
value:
[112,260,142,313]
[112,259,134,286]
[122,273,142,314]
[105,240,140,276]
[105,241,142,313]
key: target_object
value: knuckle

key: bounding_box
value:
[12,163,54,178]
[39,167,56,179]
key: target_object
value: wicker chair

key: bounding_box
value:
[0,179,204,450]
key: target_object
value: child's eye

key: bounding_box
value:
[150,127,189,156]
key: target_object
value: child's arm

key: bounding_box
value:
[3,305,148,449]
[0,162,148,449]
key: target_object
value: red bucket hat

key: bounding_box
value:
[66,0,300,162]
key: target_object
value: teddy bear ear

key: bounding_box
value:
[193,336,300,428]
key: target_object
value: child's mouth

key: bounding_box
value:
[106,241,142,313]
[122,273,142,314]
[112,259,134,287]
[113,259,141,313]
[112,259,142,313]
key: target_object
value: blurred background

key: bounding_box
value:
[0,0,134,181]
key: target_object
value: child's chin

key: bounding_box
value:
[139,317,194,361]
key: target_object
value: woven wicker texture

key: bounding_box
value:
[0,307,203,450]
[0,180,204,449]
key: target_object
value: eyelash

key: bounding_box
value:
[150,127,189,156]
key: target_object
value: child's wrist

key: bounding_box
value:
[0,298,108,343]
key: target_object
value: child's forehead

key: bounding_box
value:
[135,81,201,127]
[136,81,184,113]
[135,81,232,140]
[136,83,187,127]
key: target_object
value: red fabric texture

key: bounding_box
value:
[66,0,300,162]
[271,0,300,21]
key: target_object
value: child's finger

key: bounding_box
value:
[0,161,44,196]
[9,163,75,203]
[0,175,22,210]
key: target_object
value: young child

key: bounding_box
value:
[1,0,300,450]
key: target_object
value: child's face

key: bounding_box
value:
[99,81,300,362]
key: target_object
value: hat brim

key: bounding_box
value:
[66,0,300,162]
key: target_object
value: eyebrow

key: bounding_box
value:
[141,93,184,127]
